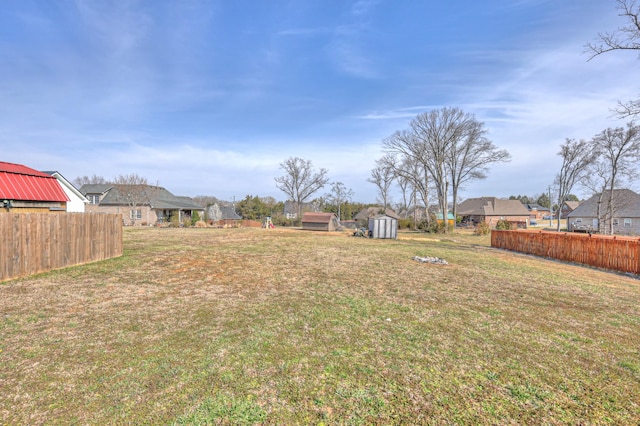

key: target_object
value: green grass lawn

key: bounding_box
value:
[1,227,639,424]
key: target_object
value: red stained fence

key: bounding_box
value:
[0,213,123,282]
[491,229,640,275]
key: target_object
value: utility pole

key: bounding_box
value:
[548,186,552,227]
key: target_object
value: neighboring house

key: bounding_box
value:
[283,200,321,219]
[301,212,340,231]
[525,203,550,221]
[43,171,88,212]
[0,161,68,213]
[566,189,640,235]
[457,197,531,228]
[82,184,113,206]
[206,203,241,221]
[396,206,429,221]
[80,183,204,226]
[354,207,400,225]
[560,201,580,218]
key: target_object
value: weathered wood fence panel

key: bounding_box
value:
[0,213,123,282]
[491,230,640,275]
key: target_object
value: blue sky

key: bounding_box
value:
[1,0,637,204]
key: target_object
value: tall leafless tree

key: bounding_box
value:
[447,118,510,221]
[367,155,395,210]
[326,181,353,220]
[395,174,414,220]
[383,107,507,232]
[591,123,640,233]
[274,157,329,221]
[553,138,598,230]
[586,0,640,118]
[380,142,432,227]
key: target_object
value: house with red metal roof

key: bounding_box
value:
[0,161,69,213]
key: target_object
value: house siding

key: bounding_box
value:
[484,215,530,228]
[87,204,155,226]
[568,216,640,235]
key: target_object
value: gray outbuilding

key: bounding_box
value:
[368,214,398,239]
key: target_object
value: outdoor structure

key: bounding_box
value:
[560,200,580,218]
[435,212,456,227]
[457,197,531,228]
[566,189,640,235]
[206,202,241,222]
[368,214,398,239]
[80,183,204,226]
[525,203,550,221]
[44,171,88,212]
[355,206,400,226]
[0,161,68,213]
[1,213,123,282]
[301,212,340,231]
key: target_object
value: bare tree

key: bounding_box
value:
[274,157,329,221]
[112,173,150,225]
[447,118,510,222]
[326,181,353,220]
[73,174,107,188]
[395,174,413,219]
[380,146,431,227]
[592,123,640,233]
[553,138,598,230]
[383,107,506,232]
[586,0,640,117]
[367,155,395,210]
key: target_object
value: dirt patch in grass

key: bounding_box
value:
[1,227,639,424]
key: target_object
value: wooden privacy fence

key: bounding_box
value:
[491,229,640,275]
[0,213,123,282]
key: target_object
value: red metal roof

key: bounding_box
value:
[0,161,69,202]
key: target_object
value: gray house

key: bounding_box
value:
[567,189,640,235]
[81,184,204,226]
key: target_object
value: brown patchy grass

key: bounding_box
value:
[1,227,639,424]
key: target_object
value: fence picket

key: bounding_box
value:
[0,213,123,281]
[491,230,640,275]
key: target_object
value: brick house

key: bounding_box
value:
[457,197,531,228]
[81,183,204,226]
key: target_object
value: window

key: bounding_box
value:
[575,218,582,223]
[130,209,142,220]
[87,194,100,204]
[613,218,619,226]
[624,218,632,227]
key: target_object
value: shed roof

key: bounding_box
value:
[302,212,337,224]
[0,161,69,202]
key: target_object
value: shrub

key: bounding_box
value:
[169,214,180,228]
[191,210,201,226]
[495,219,512,230]
[474,221,491,235]
[398,218,414,229]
